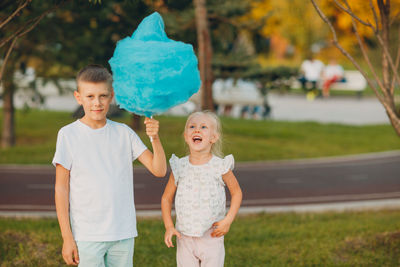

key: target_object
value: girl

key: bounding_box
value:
[161,111,242,267]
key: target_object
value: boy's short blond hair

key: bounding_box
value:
[76,64,113,92]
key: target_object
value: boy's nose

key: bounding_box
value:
[94,97,101,106]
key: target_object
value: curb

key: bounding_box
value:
[2,198,400,218]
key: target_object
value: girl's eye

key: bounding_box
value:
[189,125,195,129]
[201,126,207,129]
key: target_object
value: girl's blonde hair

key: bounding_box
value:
[184,110,223,158]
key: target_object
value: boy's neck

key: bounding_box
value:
[79,116,107,129]
[188,151,213,165]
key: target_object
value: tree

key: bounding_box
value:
[153,0,215,110]
[157,0,256,109]
[36,0,152,130]
[0,0,109,148]
[310,0,400,136]
[0,1,67,148]
[245,0,329,59]
[245,0,396,62]
[0,0,152,147]
[194,0,214,110]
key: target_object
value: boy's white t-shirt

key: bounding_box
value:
[52,119,147,242]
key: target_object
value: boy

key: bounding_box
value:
[53,64,167,266]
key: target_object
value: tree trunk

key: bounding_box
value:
[131,114,142,131]
[1,67,16,148]
[378,0,391,95]
[310,0,400,137]
[384,102,400,137]
[194,0,214,111]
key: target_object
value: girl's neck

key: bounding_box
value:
[188,151,213,165]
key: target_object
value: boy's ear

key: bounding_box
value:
[73,90,82,105]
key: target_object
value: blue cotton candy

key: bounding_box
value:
[109,12,201,117]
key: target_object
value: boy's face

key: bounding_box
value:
[74,81,114,123]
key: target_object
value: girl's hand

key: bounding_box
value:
[144,117,159,139]
[211,218,232,237]
[164,227,181,248]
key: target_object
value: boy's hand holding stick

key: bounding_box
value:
[144,117,158,142]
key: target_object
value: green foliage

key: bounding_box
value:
[0,0,154,81]
[244,65,299,94]
[161,0,262,82]
[0,0,154,112]
[31,0,152,78]
[212,53,254,80]
[213,55,298,94]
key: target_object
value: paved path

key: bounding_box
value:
[1,151,399,217]
[268,94,389,125]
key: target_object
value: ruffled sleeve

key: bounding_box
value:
[169,154,180,185]
[221,154,234,175]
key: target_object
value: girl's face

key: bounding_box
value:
[184,114,218,154]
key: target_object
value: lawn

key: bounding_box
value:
[0,109,399,164]
[1,210,400,266]
[1,110,400,266]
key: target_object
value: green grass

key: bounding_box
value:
[0,109,399,164]
[1,210,400,266]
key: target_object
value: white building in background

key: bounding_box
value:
[0,69,79,111]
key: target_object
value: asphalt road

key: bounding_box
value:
[1,151,399,215]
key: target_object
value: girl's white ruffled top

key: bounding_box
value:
[169,154,234,237]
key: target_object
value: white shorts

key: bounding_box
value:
[76,237,134,267]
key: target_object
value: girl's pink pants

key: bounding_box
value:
[177,228,225,267]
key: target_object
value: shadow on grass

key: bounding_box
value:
[335,231,400,266]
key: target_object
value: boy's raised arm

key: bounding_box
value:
[138,117,167,177]
[55,164,79,266]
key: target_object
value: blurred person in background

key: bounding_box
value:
[322,59,345,98]
[299,55,324,101]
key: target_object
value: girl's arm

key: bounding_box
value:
[211,170,242,237]
[55,164,79,266]
[161,173,181,247]
[138,117,167,177]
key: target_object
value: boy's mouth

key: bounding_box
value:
[192,135,202,144]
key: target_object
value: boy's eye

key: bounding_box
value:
[189,125,195,129]
[201,126,207,129]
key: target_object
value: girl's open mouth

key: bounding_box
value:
[192,136,202,144]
